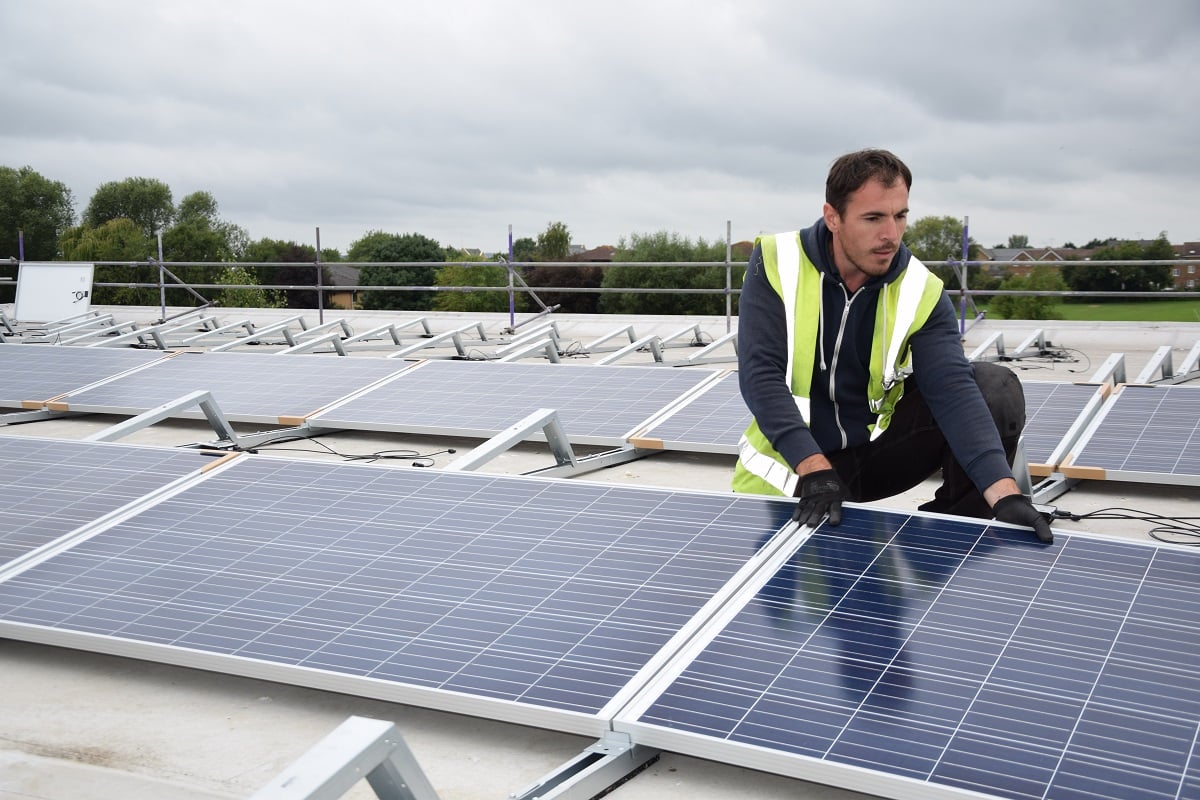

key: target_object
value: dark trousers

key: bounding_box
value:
[814,362,1025,520]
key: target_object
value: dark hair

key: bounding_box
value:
[825,149,912,217]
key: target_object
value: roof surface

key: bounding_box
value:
[2,305,1198,800]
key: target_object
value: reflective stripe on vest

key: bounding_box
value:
[881,255,932,393]
[737,433,799,496]
[773,232,812,420]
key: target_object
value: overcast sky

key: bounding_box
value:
[3,1,1198,255]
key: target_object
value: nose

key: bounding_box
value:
[880,218,899,244]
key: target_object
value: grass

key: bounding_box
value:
[980,299,1200,323]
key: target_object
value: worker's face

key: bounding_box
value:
[823,177,909,290]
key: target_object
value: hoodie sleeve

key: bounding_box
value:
[737,243,823,469]
[909,294,1014,491]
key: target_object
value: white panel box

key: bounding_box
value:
[14,262,95,322]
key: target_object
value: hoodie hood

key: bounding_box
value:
[799,217,912,290]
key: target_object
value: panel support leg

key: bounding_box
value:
[248,716,440,800]
[83,389,242,447]
[445,408,577,472]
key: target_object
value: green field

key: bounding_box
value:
[981,299,1200,323]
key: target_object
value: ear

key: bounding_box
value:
[822,202,839,233]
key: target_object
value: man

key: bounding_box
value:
[734,148,1053,543]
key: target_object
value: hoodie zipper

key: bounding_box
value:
[826,283,858,450]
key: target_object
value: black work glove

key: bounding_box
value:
[993,494,1054,544]
[792,469,847,527]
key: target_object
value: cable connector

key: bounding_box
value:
[1032,503,1058,524]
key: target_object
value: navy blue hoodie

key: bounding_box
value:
[737,218,1013,494]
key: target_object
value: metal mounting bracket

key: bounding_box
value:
[444,408,577,472]
[83,389,242,447]
[508,731,659,800]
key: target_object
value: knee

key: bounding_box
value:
[972,362,1025,439]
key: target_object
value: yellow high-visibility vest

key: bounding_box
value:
[733,231,945,496]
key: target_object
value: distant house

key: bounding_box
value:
[569,245,615,262]
[979,242,1200,291]
[978,247,1095,278]
[325,264,360,310]
[1171,242,1200,290]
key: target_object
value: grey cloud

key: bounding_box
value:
[1,0,1196,253]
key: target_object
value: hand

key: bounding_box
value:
[792,469,847,527]
[992,494,1054,544]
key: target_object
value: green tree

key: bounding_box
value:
[59,218,158,305]
[0,165,75,260]
[519,221,605,313]
[1061,234,1173,298]
[599,231,736,315]
[535,221,571,261]
[510,237,537,262]
[157,191,249,306]
[241,238,339,309]
[83,177,174,237]
[0,165,76,301]
[348,230,445,310]
[164,191,247,261]
[987,265,1066,320]
[903,215,981,289]
[1006,234,1030,248]
[434,252,511,313]
[213,265,278,309]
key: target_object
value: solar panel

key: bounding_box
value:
[1061,384,1200,485]
[0,455,793,736]
[1018,381,1108,475]
[0,345,165,409]
[617,507,1200,800]
[629,370,749,455]
[50,351,410,424]
[0,435,221,568]
[310,360,720,446]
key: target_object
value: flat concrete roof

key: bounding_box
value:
[2,306,1198,800]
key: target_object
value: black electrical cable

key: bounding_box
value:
[248,436,456,467]
[1011,345,1091,374]
[1053,505,1200,545]
[561,340,590,358]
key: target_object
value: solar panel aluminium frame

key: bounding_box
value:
[1018,380,1110,477]
[1059,383,1200,486]
[0,344,171,409]
[307,360,725,448]
[628,369,747,456]
[0,453,800,739]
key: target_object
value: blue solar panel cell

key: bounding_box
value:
[626,506,1200,800]
[0,455,794,732]
[0,436,217,567]
[55,351,408,422]
[0,345,164,408]
[1066,385,1200,482]
[630,371,749,454]
[1016,381,1103,469]
[311,360,718,445]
